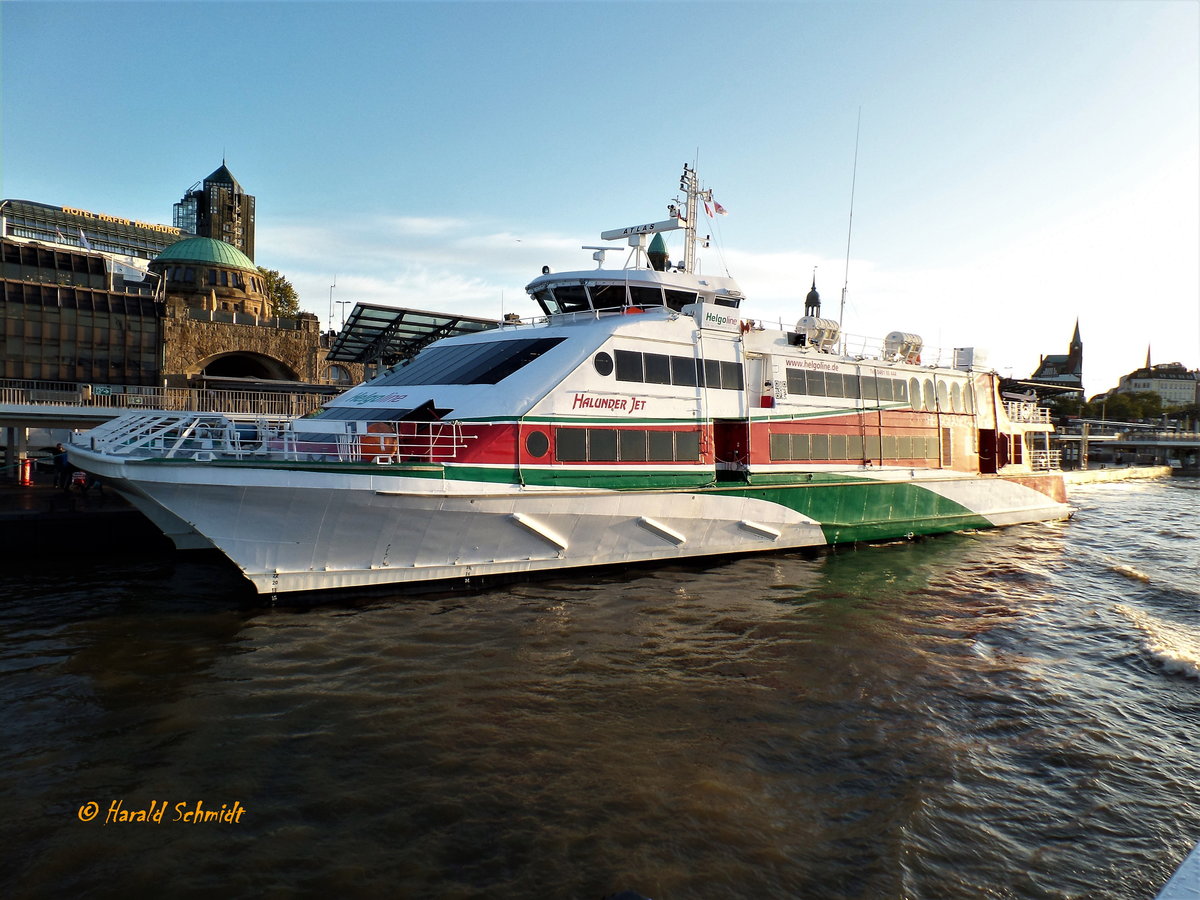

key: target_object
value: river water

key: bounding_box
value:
[2,480,1198,899]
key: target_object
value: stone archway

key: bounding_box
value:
[194,351,297,382]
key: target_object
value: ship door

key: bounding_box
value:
[713,418,751,481]
[978,428,998,474]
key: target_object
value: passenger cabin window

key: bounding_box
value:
[613,349,743,391]
[555,427,701,463]
[786,370,908,405]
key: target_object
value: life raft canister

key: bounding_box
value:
[360,422,400,462]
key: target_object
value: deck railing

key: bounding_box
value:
[1004,401,1052,425]
[1029,449,1063,471]
[82,412,472,465]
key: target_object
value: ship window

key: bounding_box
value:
[865,435,881,458]
[909,377,923,410]
[810,434,829,460]
[951,382,964,413]
[675,430,699,460]
[942,428,953,466]
[556,428,587,461]
[964,384,975,414]
[593,351,614,376]
[922,379,936,411]
[531,288,554,316]
[590,428,618,461]
[861,376,877,400]
[644,353,671,384]
[720,360,744,391]
[664,290,698,311]
[882,435,898,459]
[526,430,549,458]
[830,434,848,459]
[615,349,643,381]
[848,434,864,459]
[620,430,647,461]
[374,337,564,386]
[670,355,697,386]
[629,286,663,307]
[843,375,860,400]
[770,433,790,460]
[551,284,591,314]
[825,373,845,399]
[588,284,625,309]
[937,380,951,411]
[647,430,674,461]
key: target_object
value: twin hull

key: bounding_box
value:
[86,455,1069,594]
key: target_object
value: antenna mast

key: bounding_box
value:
[840,108,861,330]
[680,163,710,274]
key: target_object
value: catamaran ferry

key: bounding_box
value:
[71,166,1070,594]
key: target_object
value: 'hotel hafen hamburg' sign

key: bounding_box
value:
[61,206,181,235]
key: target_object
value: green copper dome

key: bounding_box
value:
[154,237,256,271]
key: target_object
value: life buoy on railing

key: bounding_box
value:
[624,306,644,315]
[360,422,399,462]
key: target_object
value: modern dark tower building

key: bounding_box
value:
[173,162,255,261]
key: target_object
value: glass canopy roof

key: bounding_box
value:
[325,303,499,367]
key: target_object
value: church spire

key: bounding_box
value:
[804,271,821,318]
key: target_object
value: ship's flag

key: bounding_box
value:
[713,200,728,215]
[77,228,92,250]
[704,201,713,217]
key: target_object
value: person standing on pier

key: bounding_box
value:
[52,444,71,490]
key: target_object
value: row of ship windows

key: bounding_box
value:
[784,370,973,413]
[600,351,973,413]
[769,431,949,464]
[540,427,954,465]
[600,350,746,391]
[550,427,701,463]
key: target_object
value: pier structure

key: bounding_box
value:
[0,378,331,483]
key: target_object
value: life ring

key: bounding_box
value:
[360,422,399,462]
[624,306,644,315]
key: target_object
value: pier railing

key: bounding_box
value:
[0,378,332,418]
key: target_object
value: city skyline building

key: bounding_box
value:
[173,162,255,261]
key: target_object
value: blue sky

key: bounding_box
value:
[3,1,1197,396]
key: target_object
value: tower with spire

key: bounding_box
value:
[173,161,256,261]
[1029,319,1084,391]
[804,273,821,318]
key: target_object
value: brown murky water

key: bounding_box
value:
[2,481,1198,898]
